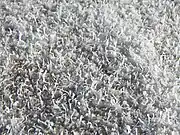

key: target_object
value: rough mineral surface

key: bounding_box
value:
[0,0,179,135]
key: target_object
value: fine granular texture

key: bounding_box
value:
[0,0,179,134]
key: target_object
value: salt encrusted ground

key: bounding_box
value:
[0,0,179,134]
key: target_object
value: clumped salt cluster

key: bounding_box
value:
[0,0,179,134]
